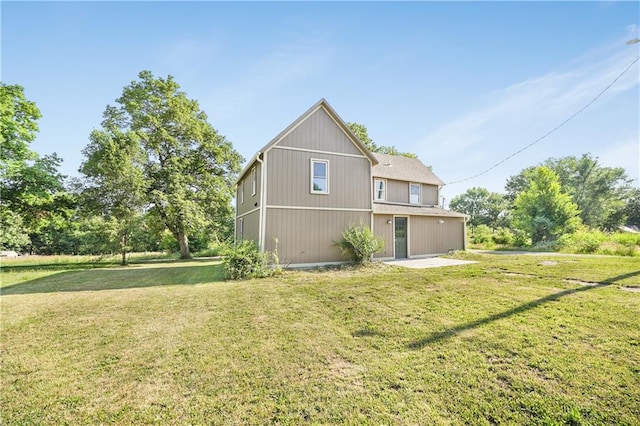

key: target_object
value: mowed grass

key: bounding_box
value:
[1,254,639,424]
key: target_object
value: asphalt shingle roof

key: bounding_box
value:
[371,153,444,186]
[373,203,468,218]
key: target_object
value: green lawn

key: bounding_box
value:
[1,253,639,424]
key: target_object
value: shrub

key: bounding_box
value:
[557,228,604,254]
[512,229,530,247]
[576,232,603,254]
[613,245,638,257]
[223,240,272,280]
[592,232,639,256]
[491,227,514,245]
[471,225,493,244]
[335,223,384,265]
[610,232,640,248]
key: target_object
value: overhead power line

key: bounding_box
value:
[445,54,640,186]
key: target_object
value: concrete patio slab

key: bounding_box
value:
[383,257,477,269]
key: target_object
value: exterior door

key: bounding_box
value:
[394,217,407,259]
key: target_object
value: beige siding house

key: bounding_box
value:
[235,99,467,266]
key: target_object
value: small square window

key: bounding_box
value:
[374,179,386,201]
[410,183,421,204]
[311,159,329,194]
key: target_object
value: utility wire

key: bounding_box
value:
[445,55,640,186]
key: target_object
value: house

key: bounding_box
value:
[235,99,467,267]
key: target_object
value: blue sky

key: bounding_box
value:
[2,1,639,202]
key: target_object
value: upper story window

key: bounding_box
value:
[251,166,257,196]
[410,183,421,204]
[374,179,386,201]
[311,159,329,194]
[239,180,244,204]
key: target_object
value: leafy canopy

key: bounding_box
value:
[0,83,41,164]
[513,166,581,244]
[80,70,243,259]
[0,83,69,252]
[449,187,509,228]
[347,122,417,159]
[506,154,631,230]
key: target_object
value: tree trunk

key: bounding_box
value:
[120,233,128,266]
[177,231,191,259]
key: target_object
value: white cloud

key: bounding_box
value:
[419,36,640,198]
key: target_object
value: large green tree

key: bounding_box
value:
[347,122,417,159]
[513,166,581,244]
[79,128,148,264]
[84,70,243,259]
[1,83,69,252]
[449,187,509,228]
[1,83,41,164]
[506,154,631,230]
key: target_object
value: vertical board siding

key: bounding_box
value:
[265,209,370,264]
[236,162,261,216]
[409,216,465,255]
[236,210,260,244]
[267,149,371,209]
[276,107,363,155]
[386,179,409,204]
[422,184,439,205]
[377,179,440,206]
[373,214,394,258]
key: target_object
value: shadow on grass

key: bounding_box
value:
[0,263,226,296]
[407,270,640,350]
[0,257,218,273]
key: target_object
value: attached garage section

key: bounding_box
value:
[373,204,467,259]
[373,214,394,259]
[264,208,371,265]
[408,215,465,256]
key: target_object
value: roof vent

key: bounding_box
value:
[384,162,392,167]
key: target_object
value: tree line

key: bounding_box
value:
[2,72,637,261]
[450,154,639,246]
[1,71,242,263]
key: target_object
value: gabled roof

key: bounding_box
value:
[372,152,444,186]
[236,98,378,183]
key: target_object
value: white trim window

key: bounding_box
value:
[251,166,257,196]
[374,179,386,201]
[238,217,244,239]
[239,180,244,204]
[409,183,421,204]
[311,159,329,194]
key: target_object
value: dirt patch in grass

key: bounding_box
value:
[325,354,366,393]
[503,272,536,278]
[563,278,600,286]
[620,286,640,293]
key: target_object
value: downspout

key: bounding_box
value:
[463,216,468,251]
[233,204,237,246]
[256,152,266,251]
[370,162,374,232]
